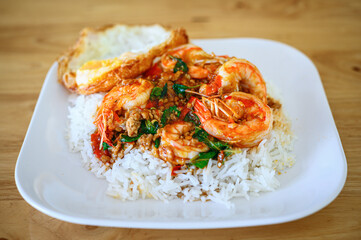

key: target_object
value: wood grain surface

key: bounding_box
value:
[1,0,360,239]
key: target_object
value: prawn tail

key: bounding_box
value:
[94,111,113,148]
[200,75,222,96]
[98,124,114,147]
[193,99,211,124]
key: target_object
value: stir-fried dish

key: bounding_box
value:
[89,44,274,172]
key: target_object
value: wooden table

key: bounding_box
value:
[1,0,360,239]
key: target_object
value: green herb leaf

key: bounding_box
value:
[183,111,201,126]
[191,151,218,169]
[210,141,230,151]
[193,127,230,151]
[223,148,242,157]
[193,127,209,142]
[121,119,160,144]
[191,127,234,169]
[161,106,181,126]
[169,56,188,73]
[172,84,201,96]
[102,142,110,151]
[120,135,141,143]
[150,87,162,98]
[140,119,159,135]
[160,83,168,98]
[111,135,118,146]
[172,84,188,96]
[154,138,160,148]
[151,84,168,99]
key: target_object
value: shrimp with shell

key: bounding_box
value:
[193,92,273,148]
[199,58,267,103]
[94,78,154,145]
[161,44,227,79]
[158,121,209,165]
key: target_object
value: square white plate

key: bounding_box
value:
[15,38,347,229]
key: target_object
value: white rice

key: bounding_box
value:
[67,93,295,208]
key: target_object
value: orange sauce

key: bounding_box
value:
[91,132,111,160]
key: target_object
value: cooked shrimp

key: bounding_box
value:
[158,121,209,165]
[193,92,273,148]
[161,44,213,79]
[199,58,267,103]
[94,79,153,145]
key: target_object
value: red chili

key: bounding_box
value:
[144,63,163,78]
[146,100,158,109]
[171,165,182,176]
[91,132,111,160]
[179,107,191,120]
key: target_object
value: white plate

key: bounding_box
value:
[15,38,347,229]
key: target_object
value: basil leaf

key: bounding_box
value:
[151,84,167,99]
[111,135,118,146]
[210,141,230,151]
[172,84,188,96]
[169,55,188,73]
[102,142,110,150]
[122,119,159,144]
[172,84,202,96]
[193,127,230,151]
[193,127,209,142]
[161,106,181,126]
[150,87,162,98]
[191,151,218,169]
[191,127,233,169]
[223,148,242,157]
[120,135,141,143]
[140,119,159,135]
[160,83,168,98]
[184,111,201,126]
[223,150,233,157]
[154,138,160,148]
